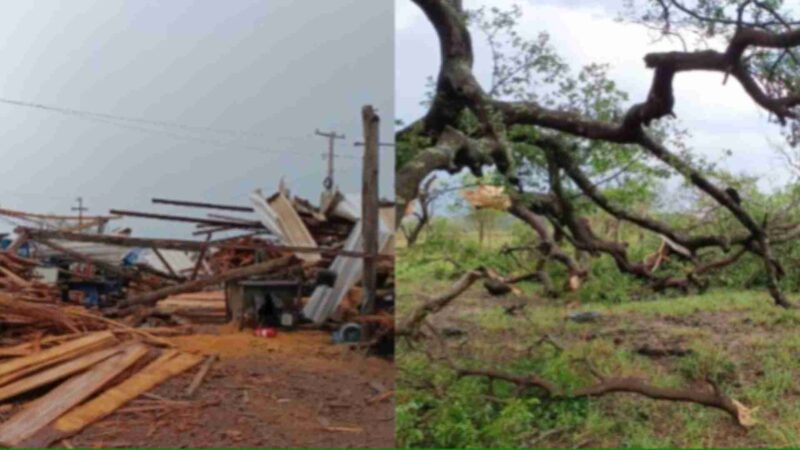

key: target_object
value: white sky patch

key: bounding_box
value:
[396,0,793,190]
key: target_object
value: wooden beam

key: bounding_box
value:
[151,247,179,279]
[19,228,393,260]
[191,226,235,236]
[207,213,257,223]
[121,255,296,307]
[190,235,212,281]
[32,238,135,280]
[152,198,254,212]
[109,209,262,229]
[361,105,380,314]
[0,207,117,222]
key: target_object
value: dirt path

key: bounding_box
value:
[63,328,395,448]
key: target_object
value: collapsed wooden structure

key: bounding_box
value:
[0,180,395,447]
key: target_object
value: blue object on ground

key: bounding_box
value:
[331,322,362,344]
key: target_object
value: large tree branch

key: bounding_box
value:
[423,320,755,428]
[402,0,798,306]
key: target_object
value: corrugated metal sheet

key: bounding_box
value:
[249,190,284,239]
[138,249,196,275]
[36,241,129,265]
[302,215,392,324]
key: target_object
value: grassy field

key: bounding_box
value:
[396,245,800,448]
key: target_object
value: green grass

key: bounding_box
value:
[397,271,800,447]
[396,221,800,448]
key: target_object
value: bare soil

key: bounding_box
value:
[2,326,395,448]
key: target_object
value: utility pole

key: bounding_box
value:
[72,197,88,229]
[360,105,380,315]
[315,129,345,192]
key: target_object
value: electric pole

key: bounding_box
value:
[360,105,380,316]
[315,129,345,192]
[72,197,88,229]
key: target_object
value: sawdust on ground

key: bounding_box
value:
[57,325,394,448]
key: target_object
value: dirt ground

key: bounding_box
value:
[33,326,395,448]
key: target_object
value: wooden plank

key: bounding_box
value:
[65,310,174,348]
[0,207,115,222]
[184,354,216,398]
[0,266,31,288]
[151,198,254,212]
[190,234,212,280]
[0,334,82,358]
[157,299,225,309]
[0,337,117,387]
[0,343,149,446]
[166,291,225,301]
[151,247,179,279]
[268,193,320,263]
[0,345,124,403]
[0,331,115,380]
[20,227,391,259]
[23,350,203,448]
[121,255,295,307]
[109,209,262,229]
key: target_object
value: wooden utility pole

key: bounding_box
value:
[71,197,88,228]
[315,129,346,192]
[360,105,380,315]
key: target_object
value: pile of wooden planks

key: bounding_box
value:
[0,330,203,448]
[154,290,227,324]
[0,295,106,342]
[0,253,60,303]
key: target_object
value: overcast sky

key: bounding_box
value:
[396,0,793,197]
[0,0,393,238]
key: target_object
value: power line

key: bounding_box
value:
[0,97,362,159]
[0,97,309,142]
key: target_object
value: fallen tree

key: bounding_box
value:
[397,0,800,307]
[397,2,800,438]
[399,268,757,427]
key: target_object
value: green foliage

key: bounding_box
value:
[396,349,591,448]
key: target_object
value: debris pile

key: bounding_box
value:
[0,253,60,303]
[0,178,394,447]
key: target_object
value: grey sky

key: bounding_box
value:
[396,0,793,194]
[0,0,393,238]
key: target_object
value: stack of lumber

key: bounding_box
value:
[0,253,60,303]
[0,295,175,348]
[0,295,106,342]
[155,290,227,324]
[0,330,203,447]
